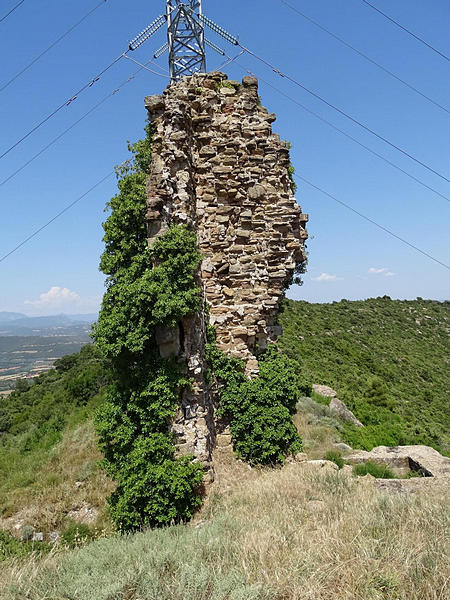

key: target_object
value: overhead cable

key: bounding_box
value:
[293,172,449,270]
[238,44,450,183]
[1,166,447,271]
[0,16,166,162]
[360,0,449,62]
[0,0,108,94]
[0,0,25,24]
[122,54,169,77]
[280,0,449,114]
[0,58,165,188]
[0,53,125,162]
[233,61,449,203]
[0,172,114,264]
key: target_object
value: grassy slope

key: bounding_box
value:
[0,300,449,597]
[278,297,449,454]
[2,454,449,600]
[0,346,113,535]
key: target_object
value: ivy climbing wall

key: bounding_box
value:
[144,71,308,470]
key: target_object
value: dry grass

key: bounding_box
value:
[0,421,114,535]
[293,411,341,459]
[1,455,449,600]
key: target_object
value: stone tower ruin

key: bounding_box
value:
[144,71,308,472]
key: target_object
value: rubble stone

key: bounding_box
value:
[144,72,308,467]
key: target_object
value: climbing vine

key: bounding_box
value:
[94,122,204,532]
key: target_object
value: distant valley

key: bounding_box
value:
[0,313,96,391]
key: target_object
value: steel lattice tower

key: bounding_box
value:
[167,1,206,81]
[128,2,238,82]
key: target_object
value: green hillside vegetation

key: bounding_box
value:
[0,345,112,538]
[279,297,450,455]
[0,296,448,574]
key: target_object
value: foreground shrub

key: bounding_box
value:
[61,522,95,549]
[207,337,305,465]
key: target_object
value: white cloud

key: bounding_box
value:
[24,286,100,315]
[312,272,343,282]
[368,267,396,277]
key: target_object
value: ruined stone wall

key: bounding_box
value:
[144,72,308,469]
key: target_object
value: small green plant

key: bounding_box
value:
[403,469,424,479]
[288,164,297,193]
[325,450,344,469]
[61,522,94,549]
[353,461,395,479]
[0,530,50,562]
[218,80,235,90]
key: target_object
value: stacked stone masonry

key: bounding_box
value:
[145,72,308,469]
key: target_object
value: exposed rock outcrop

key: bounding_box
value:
[328,398,364,427]
[313,383,363,427]
[347,445,450,478]
[312,384,337,398]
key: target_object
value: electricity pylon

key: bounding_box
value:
[167,1,206,82]
[128,1,239,82]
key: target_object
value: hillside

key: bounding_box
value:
[278,297,449,455]
[0,345,112,537]
[0,299,449,598]
[0,314,95,391]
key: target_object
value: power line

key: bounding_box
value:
[293,172,449,270]
[236,62,449,203]
[217,52,449,267]
[360,0,450,62]
[238,44,450,183]
[1,164,447,272]
[0,58,167,188]
[122,54,169,78]
[0,11,168,161]
[0,172,114,264]
[280,0,449,115]
[214,49,246,72]
[0,0,25,24]
[0,52,126,162]
[0,0,108,94]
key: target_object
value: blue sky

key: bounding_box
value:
[0,0,449,315]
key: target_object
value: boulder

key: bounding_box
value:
[304,460,339,472]
[328,398,364,427]
[375,477,450,495]
[334,442,353,453]
[312,384,337,398]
